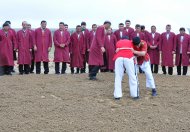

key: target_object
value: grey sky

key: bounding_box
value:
[0,0,189,33]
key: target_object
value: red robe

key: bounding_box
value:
[34,28,52,62]
[114,30,128,41]
[104,34,117,70]
[160,32,176,67]
[131,31,146,41]
[147,32,160,65]
[16,30,33,64]
[175,33,190,66]
[0,30,17,66]
[10,28,17,60]
[88,30,96,51]
[28,29,35,60]
[53,30,70,63]
[89,26,106,66]
[142,30,149,42]
[70,32,85,68]
[124,27,134,40]
[82,29,90,51]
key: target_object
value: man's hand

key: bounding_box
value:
[34,45,37,51]
[101,47,105,53]
[172,51,175,54]
[60,44,65,48]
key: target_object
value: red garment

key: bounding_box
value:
[114,30,128,41]
[142,30,149,42]
[34,28,52,62]
[70,32,85,68]
[0,29,17,66]
[133,40,150,65]
[175,33,190,66]
[113,40,134,60]
[82,29,90,51]
[160,32,176,67]
[124,27,134,40]
[88,30,96,50]
[131,31,146,41]
[147,32,160,65]
[104,34,117,70]
[16,29,33,64]
[53,30,70,63]
[89,26,106,66]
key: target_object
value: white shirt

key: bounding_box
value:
[166,33,170,40]
[137,33,139,37]
[120,31,123,38]
[180,36,184,54]
[78,34,80,39]
[108,35,111,41]
[60,31,63,36]
[93,31,96,36]
[152,33,155,45]
[126,29,128,32]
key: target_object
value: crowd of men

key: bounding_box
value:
[0,20,190,78]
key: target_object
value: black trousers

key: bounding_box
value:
[151,64,159,73]
[10,50,17,72]
[81,52,88,73]
[177,54,188,75]
[71,67,80,74]
[162,66,173,75]
[55,62,67,74]
[36,62,49,74]
[19,64,30,74]
[89,66,100,78]
[1,66,11,75]
[30,50,35,73]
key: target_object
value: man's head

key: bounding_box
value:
[3,23,10,31]
[151,25,156,33]
[125,20,131,28]
[107,28,112,35]
[104,21,111,30]
[132,37,141,47]
[27,23,31,29]
[141,25,145,32]
[81,22,86,31]
[179,27,185,35]
[92,24,97,32]
[41,20,47,29]
[5,21,11,27]
[119,23,124,31]
[59,22,65,31]
[22,21,28,30]
[135,24,141,33]
[166,24,171,32]
[76,25,82,33]
[64,24,68,31]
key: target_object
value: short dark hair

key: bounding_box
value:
[92,24,97,28]
[141,25,145,30]
[132,37,141,46]
[5,21,11,24]
[151,25,156,29]
[125,20,131,23]
[3,23,9,27]
[59,22,64,25]
[41,20,47,24]
[104,21,111,25]
[119,23,124,26]
[76,25,81,28]
[81,22,86,26]
[135,24,141,28]
[179,27,185,31]
[64,24,68,26]
[166,24,171,27]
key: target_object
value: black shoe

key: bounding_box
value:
[6,73,12,76]
[30,71,34,74]
[19,73,24,75]
[89,76,97,80]
[61,72,66,74]
[132,96,139,100]
[36,72,40,74]
[114,97,120,100]
[11,69,15,73]
[152,89,157,96]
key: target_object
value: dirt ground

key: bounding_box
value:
[0,72,190,132]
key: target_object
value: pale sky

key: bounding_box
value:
[0,0,189,33]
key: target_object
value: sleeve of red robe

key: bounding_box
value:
[29,32,33,49]
[81,34,86,55]
[96,26,105,47]
[53,31,61,47]
[65,32,71,46]
[48,30,52,48]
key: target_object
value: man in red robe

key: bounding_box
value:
[0,23,17,75]
[64,24,68,32]
[27,23,35,73]
[114,23,128,41]
[131,24,146,41]
[160,24,176,75]
[88,21,111,80]
[88,24,97,72]
[124,20,134,40]
[70,25,85,74]
[81,22,90,73]
[147,25,160,73]
[34,20,52,74]
[141,25,149,42]
[5,21,17,73]
[53,22,70,74]
[104,28,117,72]
[16,21,33,75]
[175,28,190,75]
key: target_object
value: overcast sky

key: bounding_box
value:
[0,0,189,33]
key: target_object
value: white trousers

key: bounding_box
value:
[114,57,138,98]
[139,61,156,89]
